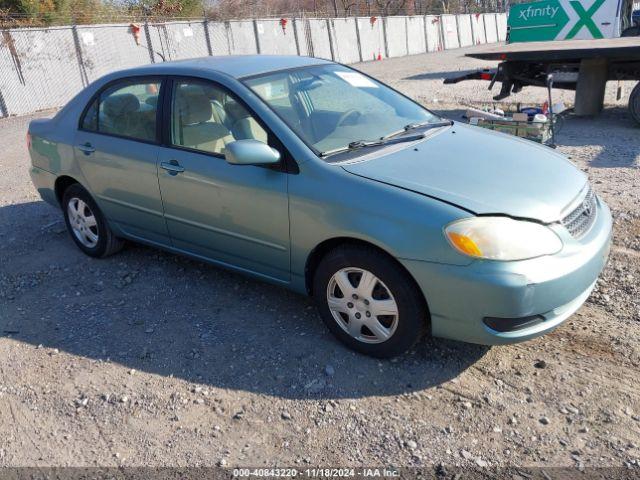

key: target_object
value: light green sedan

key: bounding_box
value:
[28,55,612,357]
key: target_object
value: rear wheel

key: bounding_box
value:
[62,184,124,258]
[629,83,640,126]
[312,245,428,358]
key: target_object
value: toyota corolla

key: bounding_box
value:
[28,55,612,357]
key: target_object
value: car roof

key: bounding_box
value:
[119,55,332,80]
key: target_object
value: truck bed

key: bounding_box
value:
[467,37,640,62]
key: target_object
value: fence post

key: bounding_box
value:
[354,16,363,62]
[203,19,213,56]
[404,17,409,56]
[423,15,429,52]
[252,19,261,54]
[382,17,389,58]
[292,17,301,56]
[71,25,89,86]
[0,89,8,118]
[143,22,156,62]
[326,18,335,61]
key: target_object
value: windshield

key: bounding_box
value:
[244,64,442,157]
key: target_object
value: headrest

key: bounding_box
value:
[103,93,140,118]
[177,91,213,125]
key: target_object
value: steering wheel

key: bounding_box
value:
[336,109,361,127]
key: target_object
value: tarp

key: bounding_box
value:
[330,17,360,63]
[208,21,230,55]
[227,20,257,55]
[484,13,498,44]
[155,21,210,60]
[457,14,474,47]
[356,17,385,61]
[425,15,443,52]
[441,14,460,49]
[406,16,427,55]
[0,27,84,116]
[385,16,408,57]
[294,18,312,56]
[470,13,487,44]
[496,12,508,42]
[307,18,333,60]
[255,19,298,55]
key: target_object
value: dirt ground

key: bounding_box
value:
[0,46,639,472]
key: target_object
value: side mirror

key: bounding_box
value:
[224,139,281,166]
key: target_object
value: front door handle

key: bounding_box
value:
[160,160,185,175]
[77,143,95,155]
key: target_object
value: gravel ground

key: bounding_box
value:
[0,46,639,471]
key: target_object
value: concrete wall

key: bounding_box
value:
[483,13,498,44]
[470,13,486,45]
[406,16,426,55]
[0,13,506,117]
[255,19,298,55]
[457,14,473,48]
[307,18,332,60]
[330,18,360,64]
[356,17,385,61]
[385,16,408,58]
[441,15,460,49]
[425,16,443,52]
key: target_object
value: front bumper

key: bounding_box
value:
[401,197,612,345]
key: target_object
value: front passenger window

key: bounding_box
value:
[171,81,268,156]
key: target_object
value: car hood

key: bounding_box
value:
[340,123,587,223]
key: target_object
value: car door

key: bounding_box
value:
[75,76,170,244]
[156,77,291,282]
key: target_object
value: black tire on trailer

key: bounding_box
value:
[629,83,640,126]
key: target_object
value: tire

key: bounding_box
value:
[629,83,640,126]
[62,183,124,258]
[621,26,640,37]
[312,245,429,358]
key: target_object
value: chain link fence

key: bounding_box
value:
[0,12,507,118]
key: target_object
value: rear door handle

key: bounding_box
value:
[77,143,95,154]
[160,160,185,174]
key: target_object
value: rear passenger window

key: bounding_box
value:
[81,79,161,143]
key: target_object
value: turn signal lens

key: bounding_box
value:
[447,232,483,257]
[444,216,563,261]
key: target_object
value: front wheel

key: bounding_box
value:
[312,245,429,358]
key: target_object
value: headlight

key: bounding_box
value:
[444,217,562,261]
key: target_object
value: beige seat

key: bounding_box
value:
[175,90,234,154]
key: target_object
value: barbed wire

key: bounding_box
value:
[0,2,505,28]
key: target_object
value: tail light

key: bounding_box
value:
[26,132,32,150]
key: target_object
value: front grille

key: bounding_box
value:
[562,187,597,239]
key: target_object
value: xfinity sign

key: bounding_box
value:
[518,4,561,21]
[508,0,620,42]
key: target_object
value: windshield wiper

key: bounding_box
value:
[319,120,453,157]
[320,132,427,157]
[381,120,453,140]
